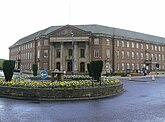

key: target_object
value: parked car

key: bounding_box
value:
[0,71,4,77]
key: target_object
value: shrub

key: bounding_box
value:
[87,63,92,77]
[89,60,103,81]
[3,60,15,81]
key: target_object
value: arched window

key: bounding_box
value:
[67,61,72,72]
[56,62,60,71]
[80,62,85,72]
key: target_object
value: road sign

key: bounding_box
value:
[40,70,48,79]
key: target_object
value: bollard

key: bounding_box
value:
[152,75,155,81]
[129,74,132,81]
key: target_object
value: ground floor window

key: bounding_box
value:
[67,61,72,72]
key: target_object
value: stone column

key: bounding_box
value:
[49,44,53,70]
[52,44,55,70]
[60,42,64,71]
[85,41,89,71]
[85,41,89,59]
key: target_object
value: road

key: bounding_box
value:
[0,77,165,122]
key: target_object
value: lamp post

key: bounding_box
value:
[71,31,74,75]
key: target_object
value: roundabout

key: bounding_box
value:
[0,76,124,100]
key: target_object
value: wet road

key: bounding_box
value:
[0,77,165,122]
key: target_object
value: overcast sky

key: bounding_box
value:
[0,0,165,59]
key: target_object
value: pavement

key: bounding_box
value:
[112,73,165,80]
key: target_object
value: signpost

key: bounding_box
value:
[40,70,48,80]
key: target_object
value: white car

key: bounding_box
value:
[0,71,4,77]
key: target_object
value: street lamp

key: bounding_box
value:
[71,31,74,75]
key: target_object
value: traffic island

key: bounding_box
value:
[0,78,124,100]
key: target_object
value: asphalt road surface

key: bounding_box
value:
[0,77,165,122]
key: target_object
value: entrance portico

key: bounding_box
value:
[49,36,90,74]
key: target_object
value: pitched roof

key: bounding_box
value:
[10,24,165,48]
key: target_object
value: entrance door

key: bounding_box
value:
[80,62,85,72]
[56,62,60,71]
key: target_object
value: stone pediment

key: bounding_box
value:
[49,25,91,37]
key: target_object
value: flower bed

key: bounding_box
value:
[0,77,124,100]
[0,77,120,89]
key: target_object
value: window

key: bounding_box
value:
[30,52,32,59]
[26,52,29,59]
[151,54,154,61]
[146,44,149,50]
[155,45,157,51]
[162,55,164,61]
[136,43,139,48]
[122,63,125,70]
[146,53,149,60]
[159,64,161,70]
[116,51,119,58]
[94,38,99,45]
[141,53,143,60]
[80,49,85,58]
[159,54,161,61]
[56,49,61,58]
[151,45,154,50]
[127,42,129,48]
[117,40,120,47]
[106,39,110,45]
[137,64,139,70]
[127,63,130,69]
[106,49,110,58]
[37,50,40,58]
[162,47,164,51]
[141,44,143,49]
[37,41,40,46]
[68,49,72,58]
[121,41,124,47]
[94,49,99,58]
[158,46,161,51]
[155,54,157,61]
[30,43,32,48]
[44,40,49,45]
[116,64,119,71]
[121,51,124,59]
[44,50,48,58]
[127,51,130,59]
[132,64,134,71]
[132,42,134,48]
[67,61,72,72]
[132,52,134,59]
[136,52,139,60]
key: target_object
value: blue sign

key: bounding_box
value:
[40,70,48,79]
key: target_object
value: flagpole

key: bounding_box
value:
[71,32,74,75]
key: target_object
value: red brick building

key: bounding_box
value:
[9,24,165,74]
